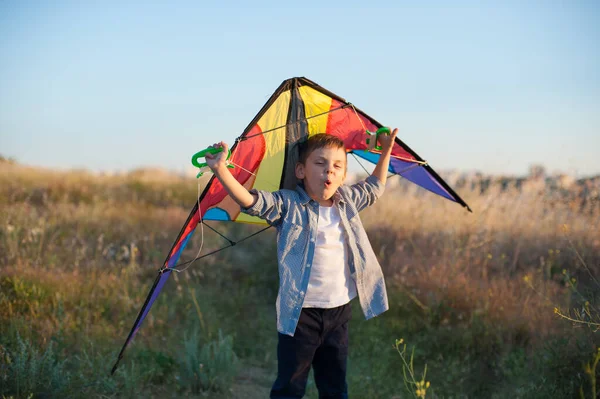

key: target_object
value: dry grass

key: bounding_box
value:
[362,175,600,344]
[1,160,599,397]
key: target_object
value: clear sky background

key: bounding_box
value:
[1,1,599,177]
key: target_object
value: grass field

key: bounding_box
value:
[1,160,599,398]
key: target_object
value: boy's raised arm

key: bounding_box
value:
[205,141,257,208]
[371,127,399,185]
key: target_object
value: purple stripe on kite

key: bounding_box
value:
[391,158,455,202]
[352,151,456,202]
[203,208,231,221]
[121,226,196,352]
[126,270,172,348]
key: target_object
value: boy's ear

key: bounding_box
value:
[295,162,305,180]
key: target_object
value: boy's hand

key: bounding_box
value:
[202,141,257,208]
[205,141,230,172]
[377,127,398,153]
[371,127,399,185]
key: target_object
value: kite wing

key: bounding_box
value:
[111,77,470,374]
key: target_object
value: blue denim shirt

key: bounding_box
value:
[241,175,389,336]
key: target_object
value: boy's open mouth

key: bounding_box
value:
[324,179,332,188]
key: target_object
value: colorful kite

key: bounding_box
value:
[111,77,471,374]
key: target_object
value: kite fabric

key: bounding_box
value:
[111,77,471,374]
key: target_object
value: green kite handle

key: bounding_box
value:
[365,127,391,151]
[191,147,234,178]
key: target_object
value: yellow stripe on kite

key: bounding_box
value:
[236,89,291,224]
[298,86,333,137]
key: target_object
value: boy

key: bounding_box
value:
[205,128,398,399]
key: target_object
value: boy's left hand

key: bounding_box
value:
[377,127,398,153]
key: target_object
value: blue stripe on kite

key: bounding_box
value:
[352,151,456,202]
[352,151,390,172]
[167,232,194,268]
[203,208,231,221]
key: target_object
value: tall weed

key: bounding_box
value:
[178,329,239,394]
[0,334,70,398]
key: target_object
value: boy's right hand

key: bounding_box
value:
[203,141,257,208]
[205,141,230,172]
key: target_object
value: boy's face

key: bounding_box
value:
[295,145,347,206]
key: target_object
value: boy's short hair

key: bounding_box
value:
[297,134,346,165]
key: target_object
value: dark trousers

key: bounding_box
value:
[270,303,352,399]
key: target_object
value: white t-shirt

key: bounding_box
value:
[302,204,358,308]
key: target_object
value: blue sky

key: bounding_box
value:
[1,1,599,177]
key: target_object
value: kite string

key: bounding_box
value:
[240,101,426,167]
[241,104,349,140]
[227,159,257,178]
[169,178,205,273]
[168,160,264,274]
[350,104,368,132]
[227,150,280,191]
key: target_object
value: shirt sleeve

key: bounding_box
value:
[347,175,385,212]
[240,189,286,226]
